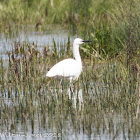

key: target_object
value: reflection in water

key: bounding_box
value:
[48,85,83,110]
[67,88,83,109]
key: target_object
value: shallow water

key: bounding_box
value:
[0,27,140,140]
[0,78,139,140]
[0,26,76,59]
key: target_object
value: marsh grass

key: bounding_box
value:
[0,40,140,139]
[0,0,140,138]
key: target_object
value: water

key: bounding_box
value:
[0,27,140,140]
[0,26,76,59]
[0,82,139,140]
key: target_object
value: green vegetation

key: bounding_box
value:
[0,0,140,60]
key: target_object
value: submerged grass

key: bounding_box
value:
[0,40,140,139]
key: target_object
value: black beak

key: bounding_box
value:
[82,40,92,43]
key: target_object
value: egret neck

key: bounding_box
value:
[73,44,82,65]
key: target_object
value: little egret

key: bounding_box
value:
[46,38,91,82]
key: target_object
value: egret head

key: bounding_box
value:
[73,38,92,45]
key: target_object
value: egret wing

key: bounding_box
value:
[46,59,79,78]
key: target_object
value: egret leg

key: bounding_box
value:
[70,80,74,99]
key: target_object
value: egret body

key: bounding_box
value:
[46,38,91,82]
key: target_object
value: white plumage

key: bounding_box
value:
[46,38,91,81]
[47,58,82,81]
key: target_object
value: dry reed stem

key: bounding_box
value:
[136,66,140,119]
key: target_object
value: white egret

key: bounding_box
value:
[46,38,91,82]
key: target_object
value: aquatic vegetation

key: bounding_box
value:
[0,0,140,138]
[0,41,140,139]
